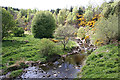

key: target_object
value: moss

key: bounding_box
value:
[9,69,23,78]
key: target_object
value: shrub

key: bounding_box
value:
[39,38,62,57]
[2,8,16,39]
[31,11,56,38]
[77,27,86,39]
[13,27,24,37]
[89,15,119,45]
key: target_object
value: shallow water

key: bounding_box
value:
[20,54,85,78]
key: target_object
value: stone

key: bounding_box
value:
[53,67,56,70]
[53,73,57,77]
[42,64,47,66]
[47,75,51,77]
[59,65,62,68]
[43,75,45,77]
[58,72,60,74]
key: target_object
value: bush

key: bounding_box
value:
[31,11,56,38]
[89,15,119,45]
[39,38,62,57]
[77,27,86,39]
[2,8,16,39]
[13,27,24,37]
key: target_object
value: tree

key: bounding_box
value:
[54,24,77,49]
[32,9,37,14]
[72,7,78,24]
[20,9,27,17]
[32,11,56,38]
[78,7,84,15]
[2,8,16,39]
[57,9,68,25]
[16,12,26,27]
[66,12,73,24]
[84,9,94,21]
[55,8,61,15]
[50,9,55,14]
[70,6,73,12]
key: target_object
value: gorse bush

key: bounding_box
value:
[13,27,24,37]
[32,11,56,38]
[39,38,62,56]
[2,8,16,39]
[89,15,119,45]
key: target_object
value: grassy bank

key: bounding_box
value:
[78,43,119,78]
[1,35,77,77]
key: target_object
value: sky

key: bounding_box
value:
[0,0,111,10]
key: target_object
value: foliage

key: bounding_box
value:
[72,7,78,24]
[16,12,26,27]
[53,12,58,25]
[66,12,73,24]
[39,38,62,56]
[2,35,67,71]
[70,6,73,12]
[32,11,56,38]
[9,69,23,78]
[54,24,77,49]
[79,44,119,78]
[78,7,84,15]
[20,9,27,17]
[57,9,68,25]
[2,8,16,39]
[101,0,120,18]
[84,10,93,21]
[89,15,119,45]
[55,8,61,15]
[77,27,86,39]
[13,27,24,37]
[102,4,113,18]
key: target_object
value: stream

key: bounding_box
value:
[1,38,95,78]
[20,54,86,78]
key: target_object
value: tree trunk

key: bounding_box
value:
[63,44,66,50]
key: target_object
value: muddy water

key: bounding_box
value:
[20,54,86,78]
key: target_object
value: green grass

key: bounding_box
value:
[2,35,43,68]
[9,69,23,78]
[1,35,77,75]
[78,44,119,78]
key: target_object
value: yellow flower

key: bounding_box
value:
[85,35,89,40]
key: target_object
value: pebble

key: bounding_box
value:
[53,73,57,77]
[58,72,60,74]
[47,75,51,77]
[59,65,62,68]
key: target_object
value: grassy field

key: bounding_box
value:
[78,43,119,78]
